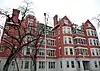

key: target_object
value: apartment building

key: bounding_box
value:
[0,9,100,71]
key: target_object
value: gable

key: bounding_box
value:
[62,16,72,25]
[84,20,95,28]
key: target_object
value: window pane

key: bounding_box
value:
[70,48,73,55]
[66,61,69,68]
[94,61,98,68]
[68,37,72,44]
[71,61,75,68]
[60,61,62,68]
[24,61,29,69]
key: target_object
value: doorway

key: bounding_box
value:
[83,61,90,71]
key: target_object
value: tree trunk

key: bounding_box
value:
[3,61,11,71]
[34,49,38,71]
[3,52,18,71]
[34,58,37,71]
[3,55,13,71]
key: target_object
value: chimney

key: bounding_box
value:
[12,9,20,23]
[53,15,58,26]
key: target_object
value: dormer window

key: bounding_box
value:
[87,23,91,27]
[64,19,68,24]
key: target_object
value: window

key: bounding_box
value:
[48,62,55,69]
[39,61,45,69]
[93,40,96,45]
[70,48,73,55]
[80,39,83,44]
[65,48,68,55]
[71,61,75,68]
[96,40,99,46]
[48,50,55,56]
[83,39,86,44]
[91,30,94,36]
[78,39,81,44]
[94,61,98,68]
[21,61,23,69]
[0,47,4,52]
[26,47,31,55]
[91,48,100,56]
[39,49,45,56]
[80,49,83,55]
[90,39,92,45]
[24,61,29,69]
[99,61,100,67]
[99,50,100,55]
[60,61,62,68]
[63,26,71,34]
[64,19,68,24]
[63,27,67,34]
[96,49,99,55]
[79,49,88,55]
[11,61,15,66]
[94,31,97,36]
[88,24,91,27]
[48,39,55,46]
[88,30,90,36]
[64,37,72,44]
[74,39,77,44]
[67,27,71,34]
[92,49,95,55]
[75,49,79,55]
[68,37,72,44]
[66,61,69,68]
[84,49,88,55]
[30,61,32,69]
[64,37,67,44]
[77,61,80,68]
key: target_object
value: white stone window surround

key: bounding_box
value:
[63,26,72,34]
[64,19,69,24]
[38,61,45,69]
[38,48,45,56]
[48,61,56,69]
[63,36,73,44]
[91,48,100,56]
[88,38,99,46]
[22,46,33,56]
[66,60,75,68]
[86,29,97,36]
[87,23,92,27]
[73,37,86,45]
[21,60,32,69]
[94,61,98,68]
[75,47,88,56]
[47,38,55,46]
[64,47,74,55]
[47,48,56,56]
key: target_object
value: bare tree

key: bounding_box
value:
[92,14,100,29]
[0,0,45,71]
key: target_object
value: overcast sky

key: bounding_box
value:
[0,0,100,39]
[0,0,100,26]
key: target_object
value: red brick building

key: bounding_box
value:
[0,9,100,71]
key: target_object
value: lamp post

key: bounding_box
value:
[44,13,47,71]
[44,13,49,71]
